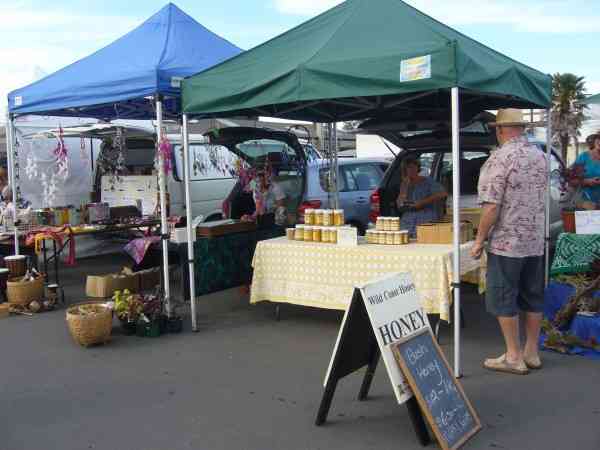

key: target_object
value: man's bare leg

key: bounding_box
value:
[498,316,522,363]
[523,312,543,361]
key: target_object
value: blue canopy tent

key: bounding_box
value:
[5,3,242,329]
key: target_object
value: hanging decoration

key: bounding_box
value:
[53,126,69,181]
[80,138,89,167]
[157,131,173,174]
[97,135,126,191]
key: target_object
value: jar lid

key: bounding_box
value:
[304,209,315,213]
[334,209,344,213]
[296,225,305,229]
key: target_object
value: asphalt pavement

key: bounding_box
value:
[1,254,598,450]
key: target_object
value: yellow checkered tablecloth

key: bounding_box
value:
[250,237,481,321]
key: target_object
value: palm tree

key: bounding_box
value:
[551,73,588,163]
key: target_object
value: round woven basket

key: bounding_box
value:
[66,302,112,347]
[7,276,44,306]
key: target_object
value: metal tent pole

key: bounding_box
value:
[182,114,198,331]
[6,114,19,254]
[545,110,552,286]
[332,123,339,209]
[155,96,171,316]
[451,87,462,378]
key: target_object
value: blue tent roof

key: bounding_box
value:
[7,3,242,120]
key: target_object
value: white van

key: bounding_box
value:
[90,127,238,222]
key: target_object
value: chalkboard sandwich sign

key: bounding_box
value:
[391,328,481,450]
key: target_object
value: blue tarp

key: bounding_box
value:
[7,3,241,120]
[541,282,600,360]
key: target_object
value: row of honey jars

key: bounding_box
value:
[375,216,401,232]
[304,209,345,227]
[289,225,338,244]
[366,230,410,245]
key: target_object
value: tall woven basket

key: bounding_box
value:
[66,302,112,347]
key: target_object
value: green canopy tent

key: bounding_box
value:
[583,93,600,104]
[181,0,552,377]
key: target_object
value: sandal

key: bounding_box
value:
[484,354,529,375]
[524,355,542,370]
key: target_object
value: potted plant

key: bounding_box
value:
[113,290,142,335]
[558,164,585,233]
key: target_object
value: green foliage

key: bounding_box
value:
[551,73,588,162]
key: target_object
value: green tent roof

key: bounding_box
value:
[182,0,551,121]
[583,93,600,105]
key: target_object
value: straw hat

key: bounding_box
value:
[489,109,529,127]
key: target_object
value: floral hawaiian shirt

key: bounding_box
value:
[478,135,548,257]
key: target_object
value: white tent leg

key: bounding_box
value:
[545,110,552,286]
[155,97,171,316]
[451,87,462,378]
[6,114,19,254]
[182,114,198,332]
[332,123,339,209]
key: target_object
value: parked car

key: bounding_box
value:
[299,158,391,234]
[362,119,569,242]
[210,126,389,232]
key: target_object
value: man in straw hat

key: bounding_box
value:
[471,108,547,375]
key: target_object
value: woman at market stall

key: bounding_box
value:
[242,166,287,227]
[396,156,447,236]
[572,132,600,204]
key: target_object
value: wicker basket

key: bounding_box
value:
[66,302,113,347]
[7,276,44,305]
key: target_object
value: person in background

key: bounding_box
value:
[571,132,600,204]
[244,167,287,226]
[471,108,547,375]
[0,168,8,200]
[395,157,447,236]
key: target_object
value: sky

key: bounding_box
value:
[2,0,600,122]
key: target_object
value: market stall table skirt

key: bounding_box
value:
[250,238,481,321]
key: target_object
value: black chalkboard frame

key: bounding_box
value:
[391,328,481,450]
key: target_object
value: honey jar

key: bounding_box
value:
[391,217,400,232]
[333,209,345,226]
[384,217,392,231]
[304,209,315,225]
[401,230,410,244]
[295,225,305,241]
[314,210,324,226]
[378,231,387,245]
[286,228,295,240]
[366,230,374,244]
[376,217,385,231]
[321,227,330,243]
[393,231,402,245]
[304,226,313,242]
[312,226,322,242]
[322,209,333,226]
[330,227,338,244]
[386,232,394,245]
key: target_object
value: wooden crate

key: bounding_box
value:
[196,220,257,238]
[416,221,473,244]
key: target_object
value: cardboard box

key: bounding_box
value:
[170,227,196,244]
[575,210,600,234]
[86,272,139,298]
[136,267,161,291]
[416,222,473,244]
[445,208,482,229]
